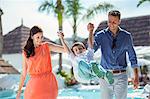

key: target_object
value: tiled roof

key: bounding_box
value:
[0,58,20,74]
[95,15,150,46]
[3,25,54,54]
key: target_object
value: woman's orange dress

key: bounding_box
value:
[24,43,58,99]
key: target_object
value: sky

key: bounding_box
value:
[0,0,150,41]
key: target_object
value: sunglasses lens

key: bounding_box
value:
[112,38,116,49]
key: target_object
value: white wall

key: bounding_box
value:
[2,53,72,72]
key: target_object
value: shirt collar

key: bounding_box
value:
[105,26,122,32]
[105,26,122,37]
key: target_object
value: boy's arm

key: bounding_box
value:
[87,23,94,49]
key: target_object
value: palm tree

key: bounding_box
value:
[64,0,113,81]
[64,0,83,42]
[64,0,114,42]
[39,0,64,71]
[137,0,150,7]
[38,0,114,71]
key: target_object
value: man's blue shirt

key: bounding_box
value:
[94,27,138,70]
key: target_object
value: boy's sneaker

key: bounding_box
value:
[79,60,114,84]
[104,71,114,84]
[90,61,114,84]
[90,61,105,78]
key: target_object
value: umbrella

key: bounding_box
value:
[0,58,20,74]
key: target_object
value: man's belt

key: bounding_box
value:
[111,70,126,74]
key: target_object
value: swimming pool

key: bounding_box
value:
[0,85,146,99]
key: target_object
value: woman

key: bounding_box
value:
[16,26,67,99]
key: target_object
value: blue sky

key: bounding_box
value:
[0,0,150,41]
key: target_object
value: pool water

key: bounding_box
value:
[59,88,100,99]
[0,85,145,99]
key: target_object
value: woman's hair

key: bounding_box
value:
[71,42,86,55]
[24,26,43,58]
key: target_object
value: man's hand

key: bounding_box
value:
[133,75,139,89]
[87,23,94,33]
[133,68,139,89]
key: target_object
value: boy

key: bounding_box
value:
[60,23,114,84]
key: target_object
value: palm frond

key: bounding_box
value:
[137,0,150,7]
[64,0,84,18]
[38,0,55,14]
[82,2,114,20]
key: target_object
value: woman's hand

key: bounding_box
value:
[16,92,21,99]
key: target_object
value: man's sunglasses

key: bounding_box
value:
[112,38,117,49]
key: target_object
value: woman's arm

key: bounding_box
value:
[48,32,71,54]
[16,53,28,99]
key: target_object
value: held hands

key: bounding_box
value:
[57,31,64,40]
[87,23,94,33]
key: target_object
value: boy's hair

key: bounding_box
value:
[71,42,86,54]
[108,10,121,19]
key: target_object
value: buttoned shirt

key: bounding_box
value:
[94,27,138,70]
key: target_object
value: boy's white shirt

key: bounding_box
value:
[68,47,94,83]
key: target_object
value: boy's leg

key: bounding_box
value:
[78,60,96,80]
[78,60,95,75]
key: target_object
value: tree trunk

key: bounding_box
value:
[55,0,64,71]
[58,27,62,71]
[73,24,77,43]
[57,11,63,72]
[72,17,77,43]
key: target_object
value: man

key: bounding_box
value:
[93,10,139,99]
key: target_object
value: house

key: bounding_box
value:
[0,8,19,74]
